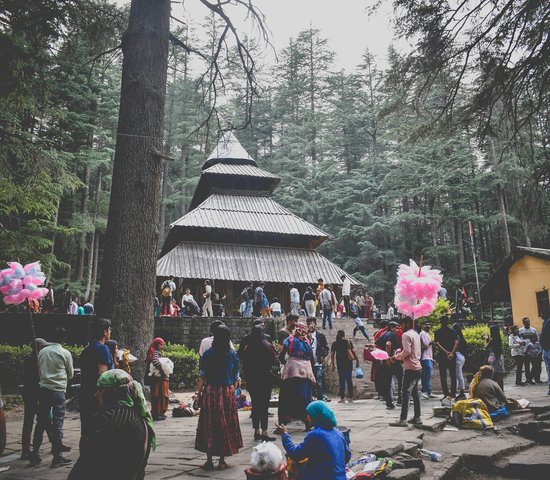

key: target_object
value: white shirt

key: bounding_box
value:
[199,336,235,357]
[181,293,194,306]
[290,288,300,303]
[519,326,538,340]
[270,302,281,313]
[509,334,526,357]
[310,331,321,367]
[354,317,364,328]
[204,285,212,299]
[419,330,433,361]
[69,302,78,315]
[387,306,395,318]
[342,278,351,296]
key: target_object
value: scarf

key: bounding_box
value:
[306,400,337,429]
[146,337,165,363]
[97,369,156,449]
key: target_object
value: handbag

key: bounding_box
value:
[355,366,364,379]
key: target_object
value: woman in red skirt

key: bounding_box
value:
[195,325,242,470]
[146,338,169,421]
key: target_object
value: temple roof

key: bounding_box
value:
[157,241,360,285]
[171,194,329,238]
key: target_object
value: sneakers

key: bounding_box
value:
[421,393,429,400]
[51,456,72,468]
[428,394,438,399]
[407,417,423,425]
[28,454,41,467]
[386,404,396,410]
[389,419,408,427]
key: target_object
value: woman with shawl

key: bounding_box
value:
[68,369,155,480]
[278,322,316,429]
[146,337,169,420]
[276,400,351,480]
[195,325,243,470]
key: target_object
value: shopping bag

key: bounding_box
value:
[451,398,493,430]
[355,366,364,379]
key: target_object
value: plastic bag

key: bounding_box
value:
[355,367,364,379]
[250,441,284,473]
[451,398,493,430]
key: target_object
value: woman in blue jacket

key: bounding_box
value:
[276,400,351,480]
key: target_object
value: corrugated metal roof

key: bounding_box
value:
[157,241,360,285]
[207,132,253,161]
[170,194,329,238]
[203,162,280,179]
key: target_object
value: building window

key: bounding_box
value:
[536,290,549,318]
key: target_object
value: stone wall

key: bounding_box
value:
[0,313,285,350]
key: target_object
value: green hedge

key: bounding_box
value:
[0,344,84,394]
[163,343,200,390]
[0,343,199,394]
[462,324,514,377]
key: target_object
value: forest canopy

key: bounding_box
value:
[1,0,548,307]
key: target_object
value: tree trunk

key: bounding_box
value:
[85,169,102,302]
[454,219,465,278]
[76,164,91,281]
[97,0,170,379]
[90,232,100,304]
[489,137,512,256]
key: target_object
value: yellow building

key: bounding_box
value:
[482,246,550,332]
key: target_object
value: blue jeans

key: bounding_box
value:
[421,359,433,394]
[338,368,353,399]
[313,365,324,399]
[400,369,421,421]
[322,307,333,329]
[33,388,66,456]
[544,350,550,392]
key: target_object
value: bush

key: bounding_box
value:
[417,297,452,329]
[462,325,513,376]
[163,343,200,391]
[0,344,85,394]
[0,343,199,394]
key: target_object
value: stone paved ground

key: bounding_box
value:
[1,318,549,479]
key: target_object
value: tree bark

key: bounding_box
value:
[97,0,170,379]
[76,164,91,281]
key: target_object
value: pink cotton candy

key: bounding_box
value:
[394,259,442,319]
[0,261,48,305]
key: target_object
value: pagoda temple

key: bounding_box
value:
[156,132,358,313]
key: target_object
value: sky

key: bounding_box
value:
[169,0,409,72]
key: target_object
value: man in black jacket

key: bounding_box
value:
[307,317,330,402]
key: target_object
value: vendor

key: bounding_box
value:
[469,365,507,412]
[276,400,350,480]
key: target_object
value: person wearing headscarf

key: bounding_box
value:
[239,324,279,441]
[277,322,316,430]
[195,325,243,471]
[145,337,169,420]
[469,365,508,413]
[277,400,351,480]
[68,369,155,480]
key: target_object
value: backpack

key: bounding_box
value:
[161,287,171,298]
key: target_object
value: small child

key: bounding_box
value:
[353,317,370,339]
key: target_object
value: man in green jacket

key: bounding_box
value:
[29,334,74,468]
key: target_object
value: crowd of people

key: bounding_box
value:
[154,276,386,323]
[17,298,550,479]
